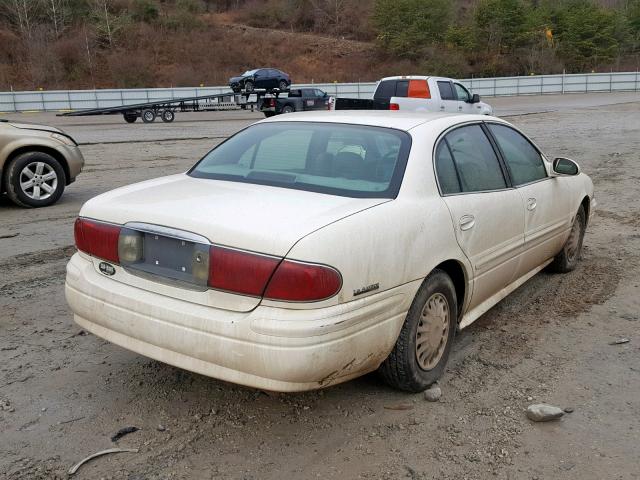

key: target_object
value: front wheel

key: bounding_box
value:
[379,269,457,392]
[5,152,66,208]
[549,205,586,273]
[244,80,254,93]
[278,80,289,91]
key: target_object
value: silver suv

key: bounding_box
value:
[1,119,84,207]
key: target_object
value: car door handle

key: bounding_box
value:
[527,198,537,211]
[459,214,475,231]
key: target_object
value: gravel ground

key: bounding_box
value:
[1,93,639,479]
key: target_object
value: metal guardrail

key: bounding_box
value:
[1,72,638,113]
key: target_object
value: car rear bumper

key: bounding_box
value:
[65,253,418,391]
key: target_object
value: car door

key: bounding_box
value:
[436,80,458,112]
[486,123,572,277]
[314,89,328,110]
[434,124,524,311]
[453,82,474,114]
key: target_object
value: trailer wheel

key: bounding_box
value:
[123,113,137,123]
[141,109,156,123]
[161,110,175,123]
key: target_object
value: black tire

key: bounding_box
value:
[141,109,156,123]
[548,205,586,273]
[278,80,289,91]
[4,151,66,208]
[379,269,457,392]
[263,111,276,118]
[281,104,295,114]
[161,110,175,123]
[123,113,137,123]
[244,80,254,93]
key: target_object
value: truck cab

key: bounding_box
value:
[374,76,493,115]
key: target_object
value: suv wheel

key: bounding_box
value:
[5,152,66,208]
[244,80,254,93]
[278,80,289,91]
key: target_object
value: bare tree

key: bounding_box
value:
[47,0,69,38]
[3,0,39,39]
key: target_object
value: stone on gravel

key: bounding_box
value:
[563,407,574,414]
[526,404,564,422]
[424,385,442,402]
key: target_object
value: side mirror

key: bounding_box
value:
[469,93,480,104]
[553,157,580,176]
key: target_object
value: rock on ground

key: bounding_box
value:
[526,404,564,422]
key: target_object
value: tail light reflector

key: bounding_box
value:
[208,246,280,297]
[264,260,342,302]
[408,79,431,99]
[390,103,400,110]
[74,218,120,264]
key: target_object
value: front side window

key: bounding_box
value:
[444,125,507,192]
[190,122,411,198]
[488,124,547,186]
[453,83,470,102]
[437,81,455,100]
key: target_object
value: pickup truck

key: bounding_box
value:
[260,88,331,117]
[334,76,493,115]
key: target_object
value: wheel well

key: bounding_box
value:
[435,260,467,321]
[2,146,71,192]
[581,195,590,225]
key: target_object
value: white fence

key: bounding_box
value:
[1,72,638,113]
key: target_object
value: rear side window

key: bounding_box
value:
[437,81,455,100]
[435,141,461,194]
[488,124,547,186]
[444,125,506,193]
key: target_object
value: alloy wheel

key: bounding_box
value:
[19,162,58,201]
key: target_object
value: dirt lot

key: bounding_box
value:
[1,93,639,479]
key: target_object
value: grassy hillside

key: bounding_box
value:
[0,0,638,90]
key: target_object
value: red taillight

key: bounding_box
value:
[208,246,280,297]
[74,218,120,263]
[264,260,341,302]
[390,103,400,110]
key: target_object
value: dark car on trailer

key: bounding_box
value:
[229,68,291,93]
[260,88,330,117]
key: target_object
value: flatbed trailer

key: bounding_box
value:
[57,90,280,123]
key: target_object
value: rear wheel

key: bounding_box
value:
[141,109,156,123]
[281,105,295,114]
[379,269,457,392]
[161,110,175,123]
[263,111,276,118]
[278,80,289,91]
[549,205,586,273]
[244,80,254,93]
[5,152,66,208]
[123,112,137,123]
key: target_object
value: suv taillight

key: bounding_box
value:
[74,218,120,263]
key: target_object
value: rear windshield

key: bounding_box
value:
[189,122,412,198]
[374,80,409,100]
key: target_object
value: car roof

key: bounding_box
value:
[261,111,502,132]
[379,76,455,82]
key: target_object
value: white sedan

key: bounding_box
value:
[65,111,595,392]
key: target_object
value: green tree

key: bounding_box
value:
[372,0,452,59]
[555,0,621,72]
[473,0,529,55]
